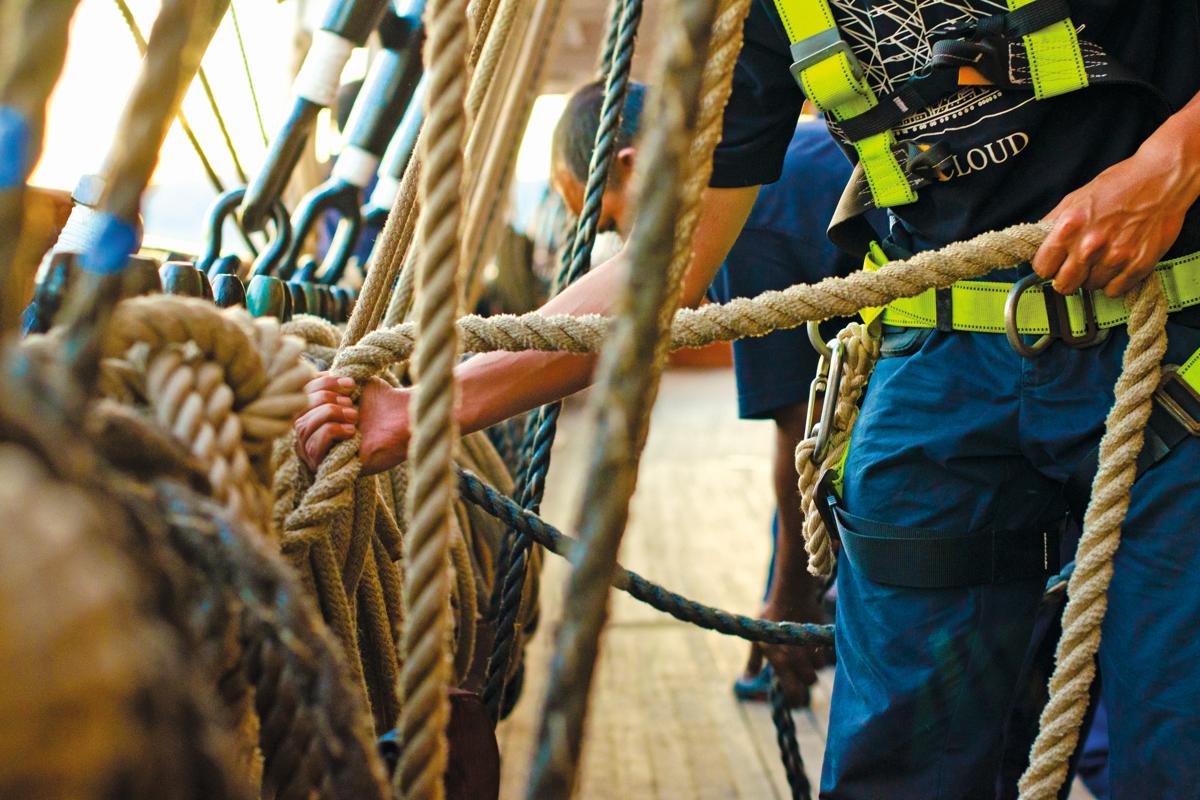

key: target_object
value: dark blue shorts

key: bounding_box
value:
[708,229,848,420]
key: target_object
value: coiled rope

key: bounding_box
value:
[794,321,879,577]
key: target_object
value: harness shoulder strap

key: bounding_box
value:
[771,0,916,209]
[1008,0,1088,99]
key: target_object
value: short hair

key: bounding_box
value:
[551,79,646,184]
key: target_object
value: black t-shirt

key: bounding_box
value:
[710,0,1200,254]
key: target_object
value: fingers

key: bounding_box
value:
[1052,230,1107,294]
[1032,212,1078,281]
[303,422,357,469]
[304,373,356,397]
[295,402,358,441]
[294,397,359,471]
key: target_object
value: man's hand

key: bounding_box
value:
[294,374,358,471]
[758,594,829,707]
[294,375,411,474]
[1034,122,1200,298]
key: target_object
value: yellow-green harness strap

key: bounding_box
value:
[771,0,916,209]
[1008,0,1089,99]
[772,0,1090,210]
[878,251,1200,335]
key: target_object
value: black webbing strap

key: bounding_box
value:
[992,0,1071,38]
[1063,370,1200,524]
[831,504,1058,589]
[837,68,960,143]
[836,0,1071,144]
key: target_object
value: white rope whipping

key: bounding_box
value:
[332,145,382,188]
[294,29,356,107]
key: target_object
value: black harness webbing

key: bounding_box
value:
[830,504,1060,589]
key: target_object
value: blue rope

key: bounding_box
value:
[769,673,813,800]
[457,468,835,648]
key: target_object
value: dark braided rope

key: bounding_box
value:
[481,0,645,721]
[459,468,834,647]
[769,673,813,800]
[155,482,390,800]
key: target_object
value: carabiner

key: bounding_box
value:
[812,338,844,463]
[804,350,831,441]
[807,321,832,360]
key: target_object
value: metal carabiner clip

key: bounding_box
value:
[811,338,844,464]
[804,350,831,442]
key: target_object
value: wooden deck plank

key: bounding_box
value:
[495,366,1095,800]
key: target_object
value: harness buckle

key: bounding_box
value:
[1045,283,1110,350]
[1004,273,1110,359]
[789,28,864,87]
[1155,365,1200,436]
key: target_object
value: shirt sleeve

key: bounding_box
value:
[709,0,806,188]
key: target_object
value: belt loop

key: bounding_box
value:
[935,287,954,332]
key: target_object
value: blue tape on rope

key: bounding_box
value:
[79,213,138,275]
[0,107,30,190]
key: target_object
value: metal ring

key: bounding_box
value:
[1004,272,1053,359]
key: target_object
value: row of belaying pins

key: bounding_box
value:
[23,0,428,335]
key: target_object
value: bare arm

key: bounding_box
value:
[295,185,761,472]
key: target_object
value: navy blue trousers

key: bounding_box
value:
[822,319,1200,799]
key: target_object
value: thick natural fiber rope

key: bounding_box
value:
[89,297,313,534]
[461,0,566,307]
[372,0,542,331]
[794,321,879,577]
[1018,278,1169,798]
[0,445,227,800]
[395,0,469,797]
[525,0,738,795]
[98,0,219,222]
[341,222,1052,369]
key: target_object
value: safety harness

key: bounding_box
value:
[777,0,1200,588]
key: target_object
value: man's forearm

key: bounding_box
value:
[452,185,761,435]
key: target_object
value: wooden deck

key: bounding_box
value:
[496,366,1093,799]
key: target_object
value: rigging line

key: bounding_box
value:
[229,0,268,147]
[111,0,260,258]
[110,0,224,192]
[195,58,249,184]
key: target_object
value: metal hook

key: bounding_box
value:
[198,187,291,278]
[276,180,363,282]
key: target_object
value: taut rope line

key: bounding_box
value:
[396,0,470,794]
[335,222,1052,368]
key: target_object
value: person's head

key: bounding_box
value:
[550,80,646,237]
